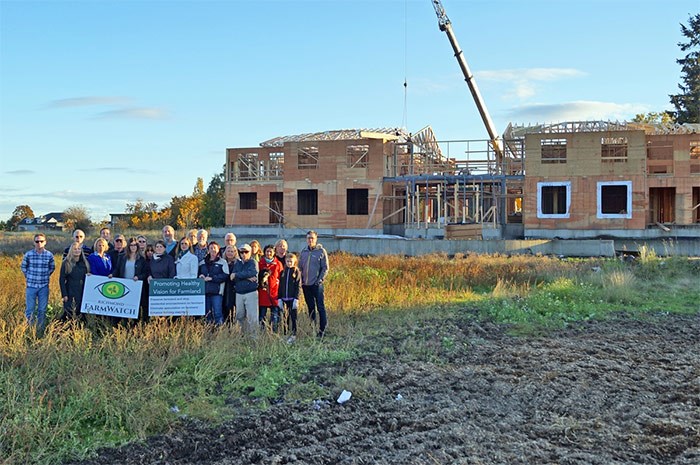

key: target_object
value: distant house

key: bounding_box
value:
[17,212,65,231]
[109,213,132,230]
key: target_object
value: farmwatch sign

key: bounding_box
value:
[81,275,143,319]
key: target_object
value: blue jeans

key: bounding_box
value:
[26,286,49,328]
[205,294,223,325]
[302,283,327,335]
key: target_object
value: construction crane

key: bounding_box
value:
[430,0,504,164]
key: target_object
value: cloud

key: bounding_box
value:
[46,96,131,108]
[505,100,649,123]
[44,96,168,120]
[478,68,586,99]
[77,167,157,175]
[4,170,35,175]
[93,107,169,120]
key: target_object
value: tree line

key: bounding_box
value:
[1,167,225,232]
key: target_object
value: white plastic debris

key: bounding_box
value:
[337,390,352,404]
[169,405,180,413]
[395,393,403,401]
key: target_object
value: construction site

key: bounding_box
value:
[222,1,700,255]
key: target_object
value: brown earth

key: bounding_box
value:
[74,311,700,465]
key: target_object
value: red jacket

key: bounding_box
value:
[258,257,283,307]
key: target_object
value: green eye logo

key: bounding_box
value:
[95,281,130,299]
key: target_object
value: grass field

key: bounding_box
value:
[1,232,698,465]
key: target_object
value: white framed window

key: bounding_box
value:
[537,181,571,218]
[597,181,632,219]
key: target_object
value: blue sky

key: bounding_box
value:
[0,0,695,222]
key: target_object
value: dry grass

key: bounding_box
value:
[0,250,697,465]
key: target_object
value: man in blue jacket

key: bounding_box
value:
[231,243,259,335]
[299,230,329,338]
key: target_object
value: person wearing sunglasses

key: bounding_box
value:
[108,234,126,266]
[21,233,55,329]
[230,243,259,335]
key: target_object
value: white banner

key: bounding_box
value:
[81,275,143,319]
[149,278,205,317]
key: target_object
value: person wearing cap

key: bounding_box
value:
[299,230,329,338]
[230,243,259,335]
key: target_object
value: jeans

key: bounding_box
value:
[26,286,49,328]
[302,283,327,335]
[205,294,223,325]
[258,305,282,332]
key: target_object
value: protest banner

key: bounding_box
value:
[148,278,205,317]
[81,275,143,319]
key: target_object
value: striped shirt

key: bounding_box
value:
[21,249,56,288]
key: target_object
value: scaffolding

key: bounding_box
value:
[382,126,524,234]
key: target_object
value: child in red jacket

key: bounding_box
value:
[258,244,283,331]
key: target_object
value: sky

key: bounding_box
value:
[0,0,696,222]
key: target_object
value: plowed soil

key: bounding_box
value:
[74,311,700,465]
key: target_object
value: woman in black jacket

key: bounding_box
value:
[114,238,148,281]
[59,242,91,321]
[148,240,176,280]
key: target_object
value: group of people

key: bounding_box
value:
[21,226,330,340]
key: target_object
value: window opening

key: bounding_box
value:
[297,189,318,215]
[347,188,369,215]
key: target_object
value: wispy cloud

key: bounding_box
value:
[44,96,168,120]
[0,186,24,193]
[94,107,169,120]
[77,167,157,175]
[5,170,35,175]
[478,68,586,99]
[505,100,649,122]
[46,96,131,108]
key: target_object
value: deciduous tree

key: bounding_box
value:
[8,205,35,230]
[63,205,92,232]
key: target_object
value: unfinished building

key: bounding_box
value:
[516,121,700,239]
[224,125,524,238]
[224,121,700,240]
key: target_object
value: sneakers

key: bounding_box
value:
[286,335,296,344]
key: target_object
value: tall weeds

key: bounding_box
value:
[0,251,697,465]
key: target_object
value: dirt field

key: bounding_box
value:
[74,311,700,465]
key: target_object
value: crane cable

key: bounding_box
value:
[401,0,408,131]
